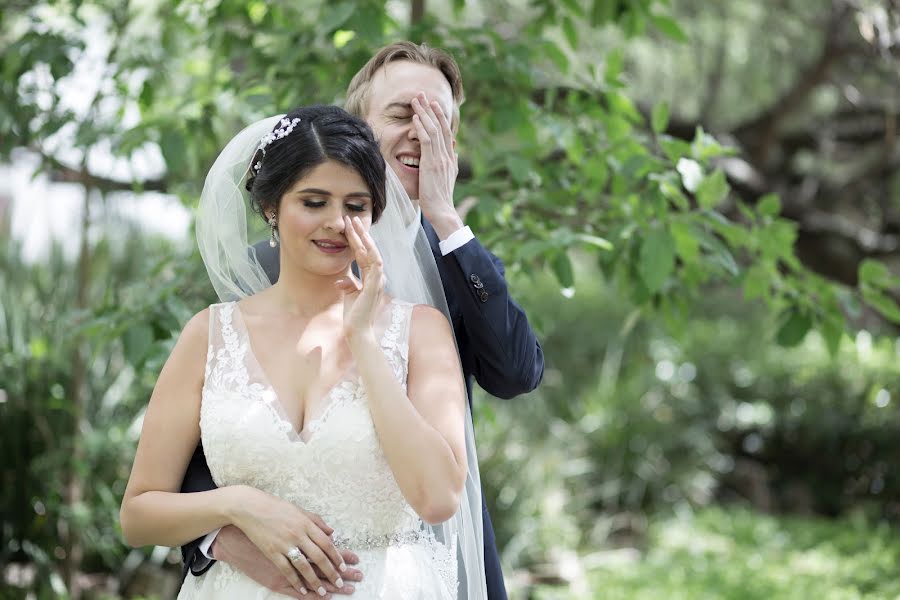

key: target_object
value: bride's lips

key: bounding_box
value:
[312,239,348,254]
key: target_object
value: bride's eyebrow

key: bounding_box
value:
[296,188,371,199]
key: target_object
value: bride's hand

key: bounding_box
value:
[335,216,384,343]
[213,526,361,598]
[230,486,347,596]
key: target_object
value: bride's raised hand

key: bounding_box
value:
[230,486,347,597]
[335,215,384,343]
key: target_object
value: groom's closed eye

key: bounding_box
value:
[385,102,414,119]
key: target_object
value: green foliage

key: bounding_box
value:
[533,507,900,599]
[3,0,897,357]
[475,261,899,573]
[3,0,900,596]
[0,225,212,595]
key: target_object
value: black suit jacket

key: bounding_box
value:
[180,218,544,600]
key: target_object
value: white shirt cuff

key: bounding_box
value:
[199,528,221,560]
[438,226,475,256]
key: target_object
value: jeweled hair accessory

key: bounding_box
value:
[252,117,302,172]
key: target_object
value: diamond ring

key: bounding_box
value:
[286,546,304,562]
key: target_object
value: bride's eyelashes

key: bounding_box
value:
[302,199,368,213]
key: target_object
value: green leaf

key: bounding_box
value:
[333,30,356,48]
[123,324,155,366]
[861,287,900,324]
[650,14,688,42]
[757,193,781,218]
[859,259,900,289]
[506,155,531,184]
[604,48,624,85]
[660,293,688,338]
[696,169,729,209]
[670,220,699,263]
[29,337,49,359]
[776,309,812,347]
[517,239,552,261]
[592,0,618,26]
[562,16,579,49]
[691,127,734,160]
[695,230,740,276]
[247,1,268,24]
[551,251,575,288]
[321,2,356,31]
[639,228,676,294]
[859,259,889,284]
[544,41,570,74]
[659,178,688,210]
[821,315,845,356]
[759,220,798,261]
[658,135,691,163]
[742,264,770,301]
[159,128,187,171]
[651,101,669,134]
[576,233,613,251]
[561,0,586,17]
[607,91,642,123]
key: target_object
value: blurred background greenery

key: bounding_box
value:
[2,0,899,598]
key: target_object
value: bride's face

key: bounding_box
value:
[272,159,374,275]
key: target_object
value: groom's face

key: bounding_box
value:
[364,61,455,200]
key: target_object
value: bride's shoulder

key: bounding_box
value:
[177,306,215,348]
[408,303,452,340]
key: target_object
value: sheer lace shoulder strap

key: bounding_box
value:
[379,299,415,385]
[203,302,238,388]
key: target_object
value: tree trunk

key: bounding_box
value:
[411,0,425,26]
[61,178,92,599]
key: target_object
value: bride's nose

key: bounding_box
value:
[323,206,345,232]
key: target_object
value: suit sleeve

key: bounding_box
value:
[179,442,218,578]
[440,237,544,399]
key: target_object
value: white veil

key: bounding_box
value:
[197,115,488,599]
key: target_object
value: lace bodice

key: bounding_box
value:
[179,298,457,599]
[200,298,426,539]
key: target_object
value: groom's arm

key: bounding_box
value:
[439,232,544,399]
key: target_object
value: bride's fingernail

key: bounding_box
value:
[339,562,347,572]
[336,578,344,587]
[317,587,326,597]
[300,588,307,595]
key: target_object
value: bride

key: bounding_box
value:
[120,105,487,599]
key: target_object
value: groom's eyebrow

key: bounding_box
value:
[385,102,413,112]
[296,188,372,199]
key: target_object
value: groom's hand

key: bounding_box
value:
[212,525,363,597]
[411,92,464,240]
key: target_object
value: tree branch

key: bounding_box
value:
[733,4,853,165]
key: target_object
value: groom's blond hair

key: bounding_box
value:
[345,41,465,134]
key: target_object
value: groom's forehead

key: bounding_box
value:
[371,63,453,111]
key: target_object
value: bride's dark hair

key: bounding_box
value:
[246,105,387,223]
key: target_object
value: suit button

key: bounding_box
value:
[474,282,484,289]
[470,274,480,283]
[478,290,489,303]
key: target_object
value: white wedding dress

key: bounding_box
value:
[177,299,457,599]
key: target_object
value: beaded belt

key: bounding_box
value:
[332,529,433,550]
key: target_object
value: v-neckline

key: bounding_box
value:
[231,301,394,441]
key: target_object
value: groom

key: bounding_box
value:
[180,42,544,600]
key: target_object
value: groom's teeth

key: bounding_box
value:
[399,156,419,167]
